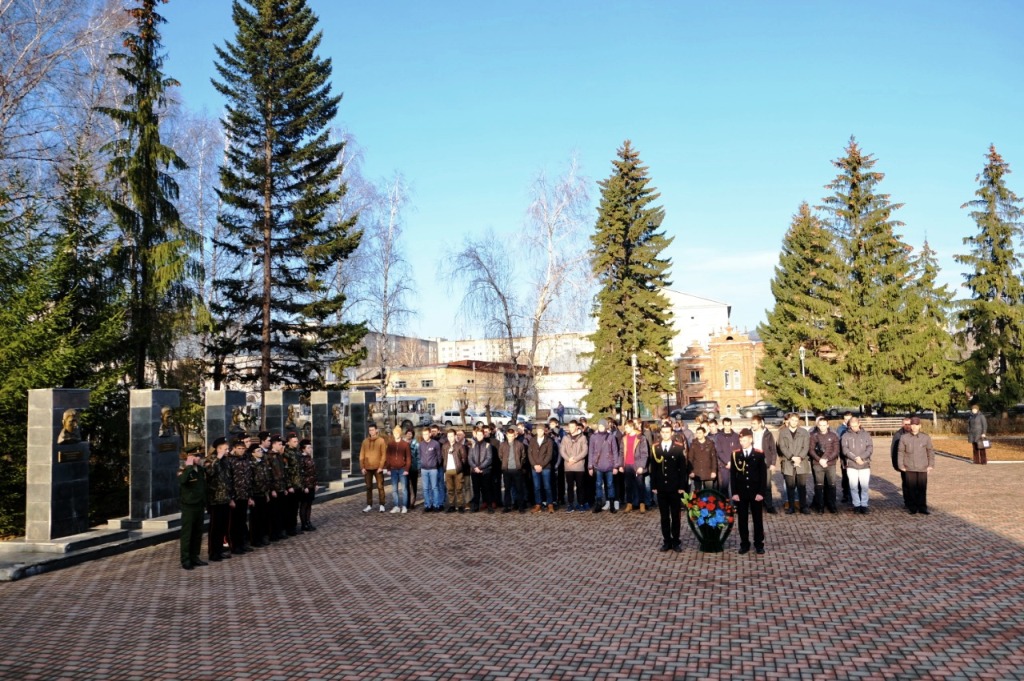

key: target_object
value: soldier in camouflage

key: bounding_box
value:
[204,437,233,562]
[297,438,317,531]
[226,437,254,554]
[283,434,302,535]
[248,442,273,547]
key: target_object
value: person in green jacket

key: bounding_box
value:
[179,446,208,570]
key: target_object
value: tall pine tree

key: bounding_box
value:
[583,141,674,417]
[212,0,364,395]
[818,138,919,412]
[756,202,846,411]
[98,0,196,388]
[954,145,1024,412]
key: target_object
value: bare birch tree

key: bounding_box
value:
[453,155,592,418]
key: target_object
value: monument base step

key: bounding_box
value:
[0,528,132,555]
[108,514,185,531]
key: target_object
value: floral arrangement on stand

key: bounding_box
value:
[681,487,735,553]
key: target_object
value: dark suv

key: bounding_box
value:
[671,401,720,421]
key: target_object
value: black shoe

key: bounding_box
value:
[786,508,796,515]
[209,555,223,562]
[861,507,869,515]
[458,507,465,513]
[909,509,918,515]
[755,547,765,555]
[192,559,209,567]
[659,543,671,552]
[919,509,930,515]
[592,507,602,514]
[518,507,527,514]
[487,507,495,514]
[827,507,838,514]
[800,508,811,515]
[305,524,316,531]
[220,553,231,559]
[738,546,750,555]
[765,506,777,515]
[672,542,682,553]
[446,507,456,513]
[181,561,194,570]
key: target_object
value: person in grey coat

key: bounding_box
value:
[840,417,873,514]
[898,417,935,515]
[967,404,989,465]
[776,413,811,514]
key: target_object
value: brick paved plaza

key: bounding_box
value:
[1,443,1022,680]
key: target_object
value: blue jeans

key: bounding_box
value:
[390,470,407,508]
[531,468,553,506]
[595,470,615,504]
[422,468,443,509]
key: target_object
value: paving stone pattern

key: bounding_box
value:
[1,439,1022,680]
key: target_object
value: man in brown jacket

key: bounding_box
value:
[897,416,935,515]
[360,424,388,513]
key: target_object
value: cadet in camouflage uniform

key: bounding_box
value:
[178,446,208,570]
[283,434,302,535]
[267,436,290,540]
[204,437,233,562]
[248,443,273,547]
[297,438,317,531]
[227,438,254,554]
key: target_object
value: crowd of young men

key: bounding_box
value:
[177,431,318,570]
[358,409,937,556]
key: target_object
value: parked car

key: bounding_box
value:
[739,400,784,420]
[671,401,720,421]
[553,406,589,423]
[438,409,511,427]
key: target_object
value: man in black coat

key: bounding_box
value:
[651,424,688,552]
[731,428,767,555]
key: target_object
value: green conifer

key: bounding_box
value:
[583,141,674,417]
[954,145,1024,411]
[819,138,919,412]
[756,202,846,411]
[212,0,364,393]
[98,0,196,388]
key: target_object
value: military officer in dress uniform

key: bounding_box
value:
[731,429,767,555]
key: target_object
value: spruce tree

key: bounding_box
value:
[583,141,674,417]
[898,240,960,413]
[954,145,1024,411]
[98,0,196,388]
[819,138,918,412]
[756,202,846,412]
[212,0,364,394]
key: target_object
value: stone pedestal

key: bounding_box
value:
[311,391,345,482]
[128,389,182,521]
[204,390,247,447]
[26,389,91,541]
[265,390,304,438]
[348,391,375,476]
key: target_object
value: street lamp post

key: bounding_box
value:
[630,353,639,421]
[798,345,808,427]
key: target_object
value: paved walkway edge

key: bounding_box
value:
[0,480,367,582]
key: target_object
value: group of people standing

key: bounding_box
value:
[177,431,318,570]
[358,408,939,556]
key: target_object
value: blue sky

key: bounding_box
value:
[161,0,1024,342]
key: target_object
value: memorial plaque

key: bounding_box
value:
[128,389,183,520]
[26,389,91,541]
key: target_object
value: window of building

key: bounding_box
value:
[394,380,407,389]
[723,371,730,390]
[689,370,701,383]
[733,370,741,390]
[421,379,434,388]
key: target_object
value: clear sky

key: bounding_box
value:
[160,0,1024,342]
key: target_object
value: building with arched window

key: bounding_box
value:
[675,327,766,416]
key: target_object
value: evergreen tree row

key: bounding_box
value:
[758,138,1024,415]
